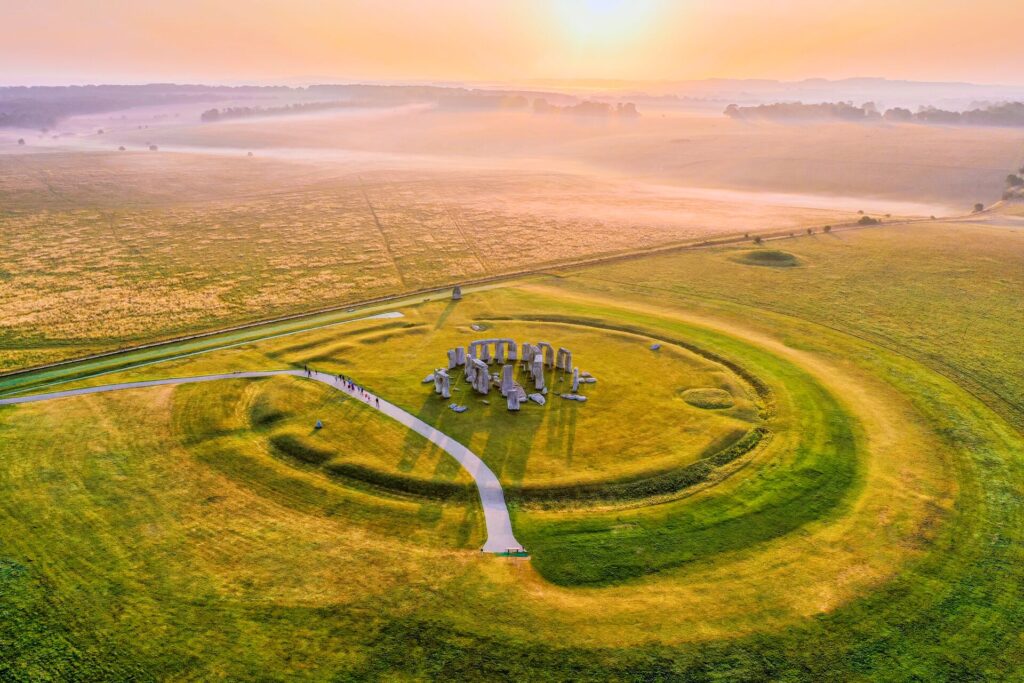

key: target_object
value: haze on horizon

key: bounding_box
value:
[3,0,1024,87]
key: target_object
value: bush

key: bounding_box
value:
[973,203,984,213]
[823,225,832,233]
[858,215,880,225]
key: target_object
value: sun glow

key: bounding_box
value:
[551,0,666,47]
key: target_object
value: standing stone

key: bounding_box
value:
[495,341,505,364]
[455,347,466,366]
[507,391,521,411]
[532,355,545,391]
[440,371,451,399]
[470,358,490,395]
[522,343,535,365]
[572,367,580,393]
[557,348,573,373]
[536,342,555,367]
[447,349,458,370]
[452,286,462,300]
[507,340,518,362]
[501,364,514,396]
[480,343,492,364]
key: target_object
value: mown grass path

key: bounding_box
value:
[0,369,523,554]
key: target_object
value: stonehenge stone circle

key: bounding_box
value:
[428,337,592,412]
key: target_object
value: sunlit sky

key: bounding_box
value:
[3,0,1023,86]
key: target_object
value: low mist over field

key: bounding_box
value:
[2,78,1024,368]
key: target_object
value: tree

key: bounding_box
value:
[883,107,913,122]
[858,215,880,225]
[973,203,984,213]
[807,227,814,235]
[17,138,25,145]
[118,146,125,151]
[1006,174,1023,188]
[823,225,832,233]
[753,236,763,245]
[149,144,158,152]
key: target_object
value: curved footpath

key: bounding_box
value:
[0,369,524,554]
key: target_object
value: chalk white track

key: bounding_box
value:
[0,370,524,554]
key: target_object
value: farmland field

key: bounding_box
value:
[3,213,1024,679]
[4,107,1022,372]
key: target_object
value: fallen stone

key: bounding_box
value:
[583,377,597,384]
[559,393,588,402]
[528,393,546,406]
[650,343,662,351]
[449,403,468,413]
[422,373,436,383]
[471,324,484,331]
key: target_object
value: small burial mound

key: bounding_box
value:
[680,387,735,409]
[734,249,801,268]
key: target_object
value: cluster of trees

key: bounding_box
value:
[533,99,639,117]
[200,100,363,122]
[0,84,254,129]
[724,101,1024,128]
[724,101,872,121]
[1005,167,1024,199]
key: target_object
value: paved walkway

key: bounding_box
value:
[0,370,524,554]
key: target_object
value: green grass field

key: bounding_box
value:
[2,218,1024,679]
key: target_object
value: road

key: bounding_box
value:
[0,369,524,554]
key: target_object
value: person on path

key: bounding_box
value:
[375,397,380,408]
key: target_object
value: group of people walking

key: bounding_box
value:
[303,365,380,408]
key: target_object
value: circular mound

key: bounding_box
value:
[680,387,735,409]
[735,249,801,267]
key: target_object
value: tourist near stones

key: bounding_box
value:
[428,336,594,412]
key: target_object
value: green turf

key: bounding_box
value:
[2,221,1024,679]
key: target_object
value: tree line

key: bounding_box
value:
[724,101,1024,127]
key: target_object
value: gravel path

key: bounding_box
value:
[0,369,524,554]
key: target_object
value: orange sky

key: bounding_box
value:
[3,0,1023,85]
